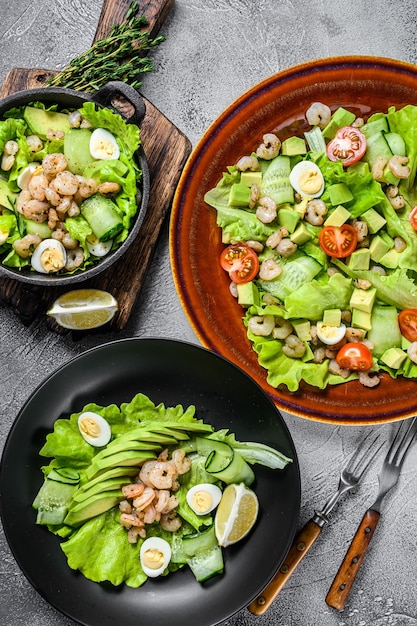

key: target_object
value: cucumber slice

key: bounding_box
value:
[182,526,224,582]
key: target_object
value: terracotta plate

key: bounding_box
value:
[170,56,417,425]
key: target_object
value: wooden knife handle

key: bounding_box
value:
[248,520,322,615]
[325,509,380,611]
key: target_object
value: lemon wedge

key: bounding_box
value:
[47,289,118,330]
[214,482,259,547]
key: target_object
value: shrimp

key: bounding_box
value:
[4,139,18,156]
[68,111,82,128]
[259,258,282,280]
[1,155,14,171]
[371,156,387,181]
[172,449,191,475]
[26,135,43,152]
[248,314,275,336]
[256,133,281,160]
[389,195,405,210]
[306,102,331,129]
[386,185,399,199]
[128,526,146,543]
[78,177,99,199]
[62,232,79,249]
[122,483,145,499]
[313,346,326,363]
[64,247,84,271]
[248,184,260,209]
[246,239,264,253]
[46,128,65,141]
[22,199,49,222]
[276,238,297,258]
[16,190,32,214]
[272,318,293,340]
[328,358,351,378]
[154,490,171,513]
[143,504,159,524]
[119,499,132,515]
[160,511,182,532]
[394,236,407,253]
[236,155,260,172]
[149,461,178,490]
[388,155,410,179]
[56,196,72,217]
[28,174,49,201]
[48,207,60,230]
[98,181,121,197]
[132,487,156,511]
[353,278,372,290]
[12,233,41,258]
[67,200,80,217]
[50,171,79,196]
[139,460,158,487]
[42,153,68,178]
[351,219,368,243]
[358,370,381,387]
[266,227,288,249]
[305,199,327,225]
[282,334,306,358]
[407,342,417,364]
[44,186,62,206]
[120,512,145,529]
[345,327,365,342]
[256,196,277,223]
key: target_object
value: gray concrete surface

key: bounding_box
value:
[1,1,417,625]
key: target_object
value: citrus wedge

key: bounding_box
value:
[47,289,118,330]
[214,482,259,547]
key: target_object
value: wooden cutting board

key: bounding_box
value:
[0,0,191,331]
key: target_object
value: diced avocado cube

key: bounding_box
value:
[0,179,16,211]
[379,248,400,269]
[348,248,371,271]
[228,183,251,207]
[350,287,377,313]
[324,205,351,227]
[322,107,356,140]
[382,164,399,186]
[290,223,312,245]
[380,347,407,369]
[361,208,386,234]
[302,341,315,362]
[379,230,394,247]
[240,171,263,188]
[328,183,353,206]
[277,208,300,233]
[352,308,372,331]
[369,235,391,262]
[292,319,311,342]
[293,196,309,217]
[322,308,342,326]
[237,281,260,307]
[281,136,307,156]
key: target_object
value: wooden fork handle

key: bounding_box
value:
[248,520,322,615]
[325,509,380,610]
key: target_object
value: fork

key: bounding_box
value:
[326,416,417,611]
[247,430,384,616]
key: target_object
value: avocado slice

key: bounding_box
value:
[64,490,123,526]
[85,449,157,480]
[23,106,70,139]
[72,477,135,503]
[94,439,162,461]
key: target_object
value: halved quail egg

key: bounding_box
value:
[17,163,40,189]
[289,161,324,198]
[140,537,172,578]
[316,321,346,345]
[86,234,113,257]
[90,128,120,160]
[78,411,111,447]
[186,483,223,515]
[30,238,66,274]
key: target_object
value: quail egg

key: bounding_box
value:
[186,483,223,516]
[77,411,111,447]
[140,537,172,578]
[89,128,120,161]
[316,321,347,345]
[289,161,324,198]
[17,163,40,189]
[30,238,67,274]
[86,234,113,257]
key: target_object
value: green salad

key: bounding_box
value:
[0,100,141,275]
[32,392,291,588]
[204,102,417,391]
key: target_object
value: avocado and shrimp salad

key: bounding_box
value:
[204,102,417,392]
[32,392,291,587]
[0,100,141,275]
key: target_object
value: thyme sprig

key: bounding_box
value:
[45,2,165,92]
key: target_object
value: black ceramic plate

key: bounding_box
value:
[0,338,300,626]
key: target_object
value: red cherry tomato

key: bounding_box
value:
[326,126,367,166]
[398,308,417,342]
[219,243,259,284]
[336,342,373,371]
[409,206,417,230]
[318,224,358,258]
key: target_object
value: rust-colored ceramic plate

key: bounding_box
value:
[170,56,417,425]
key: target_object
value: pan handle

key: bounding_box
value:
[91,81,146,126]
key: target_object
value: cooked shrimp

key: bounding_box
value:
[160,511,182,532]
[68,111,82,128]
[388,155,410,179]
[46,128,65,141]
[122,483,145,499]
[256,196,277,223]
[248,184,260,209]
[12,233,41,258]
[16,189,32,214]
[64,247,84,271]
[139,460,158,487]
[22,199,49,222]
[50,171,79,196]
[351,219,368,243]
[4,140,18,156]
[62,232,79,250]
[42,153,68,177]
[98,181,121,196]
[386,185,399,199]
[394,236,407,253]
[272,318,293,340]
[246,239,264,253]
[407,342,417,364]
[256,133,281,160]
[305,199,327,225]
[132,487,156,511]
[248,314,275,336]
[44,186,62,206]
[1,155,14,171]
[26,135,43,152]
[67,200,80,217]
[78,177,99,198]
[282,334,305,358]
[276,238,297,257]
[120,512,145,529]
[172,449,191,475]
[389,195,405,210]
[345,327,365,342]
[358,370,381,387]
[353,278,372,290]
[371,156,387,181]
[306,102,331,129]
[28,174,49,201]
[328,358,351,378]
[236,155,260,172]
[143,504,159,524]
[119,499,132,515]
[149,461,178,490]
[313,346,326,363]
[48,207,60,230]
[259,258,282,280]
[266,227,288,249]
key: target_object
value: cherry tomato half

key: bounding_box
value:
[336,342,373,371]
[318,224,358,258]
[398,308,417,342]
[409,206,417,230]
[326,126,367,166]
[219,243,259,284]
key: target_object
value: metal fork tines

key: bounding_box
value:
[248,430,383,616]
[326,416,417,611]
